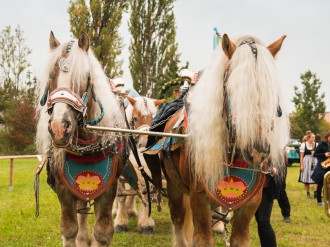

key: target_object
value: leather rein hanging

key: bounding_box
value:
[122,101,160,217]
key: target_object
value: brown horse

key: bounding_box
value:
[36,31,128,246]
[113,95,165,233]
[144,33,289,246]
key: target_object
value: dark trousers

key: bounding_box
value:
[255,190,277,247]
[277,169,291,217]
[317,178,324,203]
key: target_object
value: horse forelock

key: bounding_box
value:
[126,97,157,121]
[228,35,289,165]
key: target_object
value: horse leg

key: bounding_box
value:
[212,206,225,235]
[137,193,155,234]
[126,195,138,217]
[92,183,117,247]
[167,180,190,247]
[112,197,118,218]
[230,188,263,247]
[113,195,129,232]
[189,190,215,247]
[76,200,91,247]
[56,182,78,247]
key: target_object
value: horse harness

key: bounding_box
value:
[40,40,105,127]
[34,41,127,216]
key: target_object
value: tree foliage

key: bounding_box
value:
[291,70,326,138]
[68,0,128,78]
[129,0,180,97]
[1,101,36,154]
[0,26,32,90]
[0,26,36,154]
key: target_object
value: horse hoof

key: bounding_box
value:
[115,225,128,233]
[140,226,155,234]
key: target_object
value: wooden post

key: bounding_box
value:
[9,158,14,191]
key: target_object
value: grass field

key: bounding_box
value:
[0,158,329,246]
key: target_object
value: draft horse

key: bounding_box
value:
[144,33,289,246]
[113,95,165,233]
[36,31,128,246]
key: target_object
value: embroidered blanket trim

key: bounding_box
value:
[143,109,187,155]
[59,152,119,202]
[202,159,266,211]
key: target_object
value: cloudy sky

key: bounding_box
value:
[1,0,329,112]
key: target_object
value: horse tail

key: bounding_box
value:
[182,195,193,246]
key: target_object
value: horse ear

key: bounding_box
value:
[222,34,236,59]
[78,31,90,52]
[267,35,286,57]
[49,31,60,50]
[154,99,166,106]
[126,95,137,106]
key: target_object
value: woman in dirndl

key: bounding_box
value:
[298,132,317,198]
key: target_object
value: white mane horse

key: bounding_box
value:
[142,33,290,247]
[36,31,127,246]
[113,95,165,234]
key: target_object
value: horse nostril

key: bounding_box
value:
[64,120,71,129]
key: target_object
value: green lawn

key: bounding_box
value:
[0,159,329,246]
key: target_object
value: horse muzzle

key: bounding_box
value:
[48,119,73,148]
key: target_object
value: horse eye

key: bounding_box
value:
[47,108,53,115]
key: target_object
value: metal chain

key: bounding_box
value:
[149,108,183,130]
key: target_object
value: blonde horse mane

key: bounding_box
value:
[125,97,159,122]
[187,35,290,186]
[36,39,124,156]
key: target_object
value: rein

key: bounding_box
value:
[122,102,154,216]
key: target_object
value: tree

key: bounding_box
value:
[129,0,180,97]
[292,70,326,138]
[0,26,32,90]
[68,0,128,78]
[0,25,36,154]
[2,101,36,154]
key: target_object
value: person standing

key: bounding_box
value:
[277,164,291,223]
[298,132,317,198]
[312,131,330,205]
[255,167,282,247]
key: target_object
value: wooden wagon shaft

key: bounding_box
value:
[85,125,188,138]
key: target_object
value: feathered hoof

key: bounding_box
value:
[139,226,155,234]
[212,222,225,235]
[114,225,128,233]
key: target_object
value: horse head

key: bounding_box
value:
[43,31,92,147]
[188,33,290,185]
[37,31,122,151]
[221,34,287,164]
[126,95,165,148]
